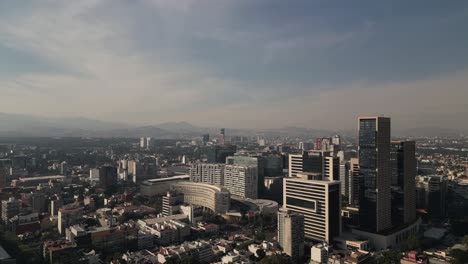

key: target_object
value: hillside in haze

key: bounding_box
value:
[0,112,464,138]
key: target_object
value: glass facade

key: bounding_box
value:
[359,118,378,231]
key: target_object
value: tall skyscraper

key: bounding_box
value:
[358,116,391,232]
[278,209,304,263]
[283,174,341,242]
[390,141,416,226]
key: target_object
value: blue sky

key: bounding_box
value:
[0,0,467,130]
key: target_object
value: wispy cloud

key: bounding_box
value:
[0,1,467,130]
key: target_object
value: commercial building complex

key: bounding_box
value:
[170,182,230,214]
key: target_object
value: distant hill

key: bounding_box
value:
[0,112,464,138]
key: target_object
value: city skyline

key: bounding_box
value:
[1,1,468,130]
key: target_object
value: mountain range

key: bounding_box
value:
[0,112,464,138]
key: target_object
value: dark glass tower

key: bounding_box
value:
[390,141,416,226]
[358,117,391,232]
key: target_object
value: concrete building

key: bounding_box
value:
[170,182,230,214]
[58,205,83,234]
[137,219,190,246]
[11,175,65,188]
[288,151,337,180]
[349,158,360,206]
[1,197,21,224]
[351,218,421,251]
[390,141,417,226]
[283,174,341,242]
[89,168,100,182]
[226,155,264,195]
[310,243,330,264]
[224,165,258,199]
[278,209,304,263]
[416,175,447,219]
[140,175,190,196]
[340,162,349,198]
[162,191,184,217]
[358,116,392,232]
[189,163,225,186]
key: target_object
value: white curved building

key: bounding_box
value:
[170,182,230,214]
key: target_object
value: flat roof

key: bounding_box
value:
[285,177,341,185]
[143,214,188,225]
[143,175,190,184]
[19,175,65,181]
[172,181,229,193]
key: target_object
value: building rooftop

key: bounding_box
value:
[142,175,190,185]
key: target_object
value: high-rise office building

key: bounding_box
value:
[263,154,283,176]
[416,175,447,219]
[324,156,340,181]
[283,174,341,242]
[224,165,258,199]
[288,151,338,180]
[278,209,304,263]
[358,116,391,232]
[349,158,360,206]
[339,162,350,198]
[390,141,416,226]
[98,165,118,189]
[189,163,225,186]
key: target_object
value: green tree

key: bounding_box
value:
[256,249,266,260]
[463,235,468,247]
[401,235,421,251]
[258,254,292,264]
[450,249,468,264]
[377,249,402,264]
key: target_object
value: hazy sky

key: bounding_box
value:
[1,0,467,130]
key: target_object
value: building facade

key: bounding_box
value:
[358,117,392,232]
[283,175,341,242]
[224,165,258,199]
[390,141,417,226]
[278,209,304,263]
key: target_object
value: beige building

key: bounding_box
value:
[170,181,230,213]
[278,209,304,263]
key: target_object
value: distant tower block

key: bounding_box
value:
[219,128,226,145]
